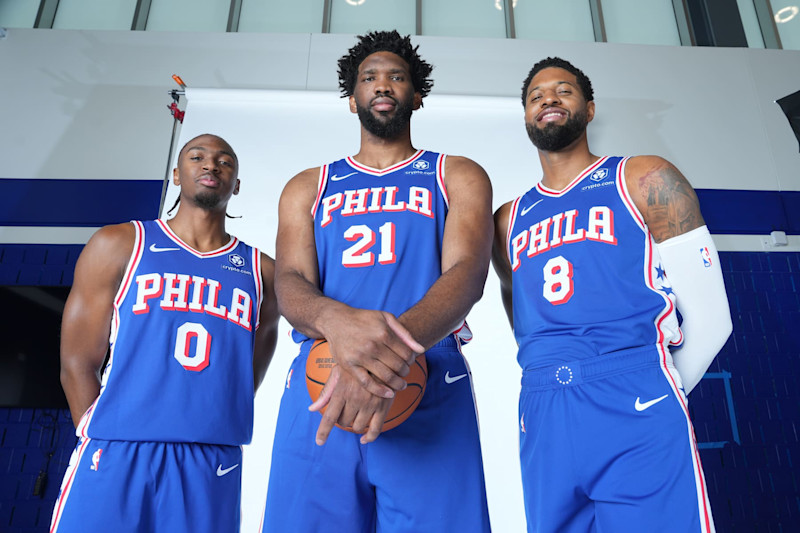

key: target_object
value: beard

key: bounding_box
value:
[193,191,223,210]
[356,95,414,139]
[526,108,589,152]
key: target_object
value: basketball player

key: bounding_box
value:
[261,31,492,532]
[50,134,279,533]
[492,57,733,532]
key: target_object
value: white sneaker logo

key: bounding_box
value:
[444,371,467,384]
[216,463,239,477]
[330,172,357,182]
[149,244,180,253]
[634,394,669,411]
[520,199,543,216]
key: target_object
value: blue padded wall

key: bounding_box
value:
[0,409,76,532]
[691,252,800,531]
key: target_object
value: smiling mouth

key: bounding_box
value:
[538,109,567,122]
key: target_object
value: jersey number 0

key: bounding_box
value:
[174,322,211,371]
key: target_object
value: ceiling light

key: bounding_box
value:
[495,0,519,11]
[346,0,366,5]
[775,6,798,23]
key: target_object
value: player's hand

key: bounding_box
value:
[309,366,394,445]
[323,309,424,398]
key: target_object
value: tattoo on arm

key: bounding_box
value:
[638,166,704,242]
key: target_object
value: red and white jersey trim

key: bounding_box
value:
[156,219,239,258]
[535,156,609,197]
[345,149,425,175]
[49,437,92,532]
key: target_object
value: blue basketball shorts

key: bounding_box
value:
[50,438,243,533]
[261,335,491,533]
[518,346,714,533]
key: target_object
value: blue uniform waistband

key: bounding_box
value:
[300,333,459,354]
[521,346,662,390]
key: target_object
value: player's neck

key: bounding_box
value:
[353,128,417,170]
[538,141,599,192]
[166,207,231,252]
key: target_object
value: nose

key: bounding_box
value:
[202,159,219,173]
[542,90,560,106]
[374,75,392,94]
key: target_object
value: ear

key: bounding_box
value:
[412,92,422,111]
[349,95,358,114]
[233,179,240,196]
[172,166,180,185]
[586,100,595,123]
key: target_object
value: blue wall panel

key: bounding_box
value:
[695,190,799,236]
[0,179,162,226]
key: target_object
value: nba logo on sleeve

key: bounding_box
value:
[700,247,712,268]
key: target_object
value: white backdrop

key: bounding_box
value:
[162,82,800,531]
[165,88,539,532]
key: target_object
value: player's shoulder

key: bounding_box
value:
[624,155,679,179]
[280,166,323,206]
[259,251,276,270]
[442,154,490,186]
[85,221,137,254]
[494,199,515,218]
[75,222,138,280]
[443,154,483,172]
[286,166,322,191]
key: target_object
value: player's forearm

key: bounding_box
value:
[657,226,733,393]
[398,259,488,350]
[60,363,101,427]
[671,312,732,394]
[275,270,352,341]
[253,323,278,392]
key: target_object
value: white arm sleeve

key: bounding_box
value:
[656,225,733,394]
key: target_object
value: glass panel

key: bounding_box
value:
[0,0,40,28]
[514,0,595,42]
[329,0,415,36]
[147,0,230,32]
[239,0,324,33]
[421,0,506,38]
[772,0,800,50]
[602,0,681,46]
[736,0,765,47]
[53,0,138,30]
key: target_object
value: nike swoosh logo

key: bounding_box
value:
[216,463,240,477]
[330,172,357,181]
[444,371,468,384]
[149,244,180,253]
[634,394,669,411]
[520,199,543,216]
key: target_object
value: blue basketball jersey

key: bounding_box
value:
[292,150,455,342]
[506,156,682,370]
[77,220,263,445]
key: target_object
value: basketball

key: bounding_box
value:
[305,339,427,432]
